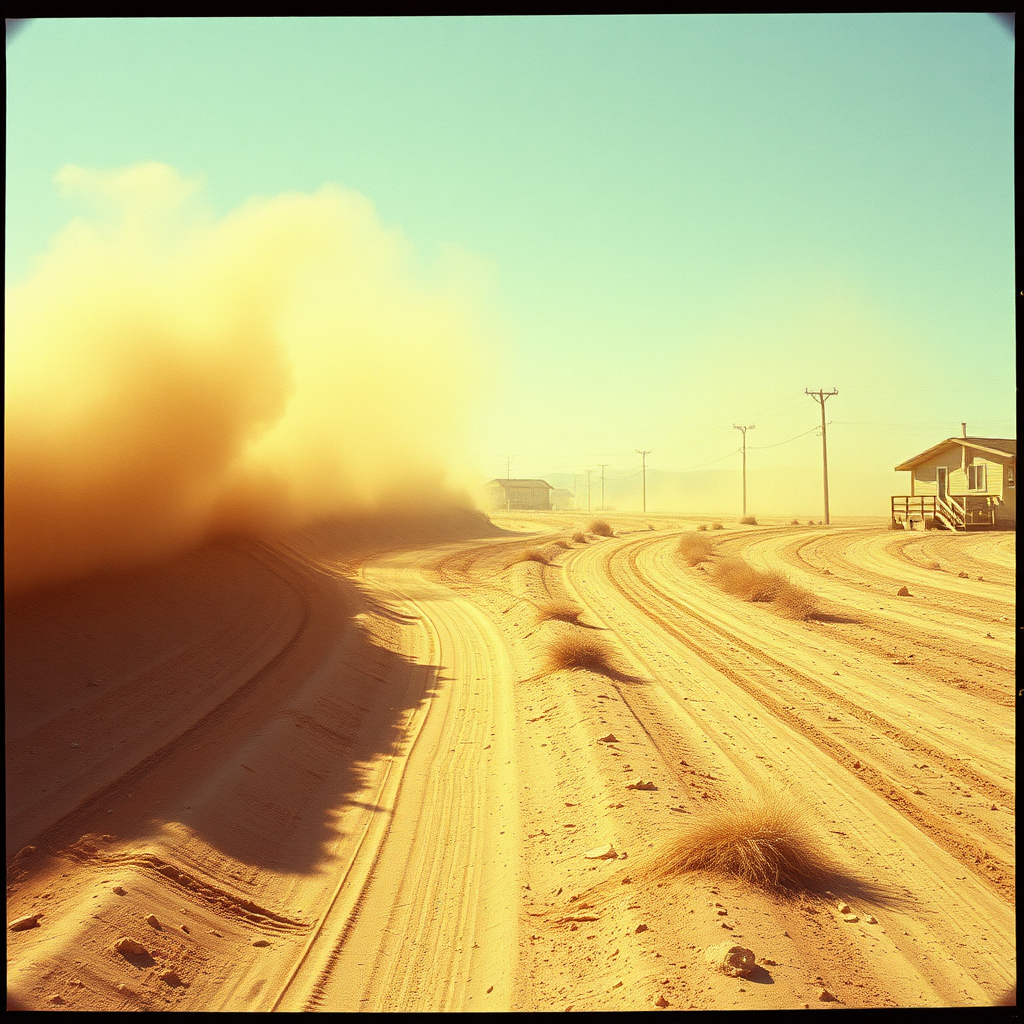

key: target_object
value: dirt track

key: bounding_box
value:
[5,513,1015,1010]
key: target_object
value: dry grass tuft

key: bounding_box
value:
[571,530,587,544]
[677,532,714,565]
[713,557,818,619]
[790,519,800,526]
[535,599,585,624]
[542,628,617,675]
[553,538,572,549]
[739,515,757,526]
[514,547,549,565]
[588,519,614,537]
[696,523,708,532]
[710,522,724,530]
[649,787,843,893]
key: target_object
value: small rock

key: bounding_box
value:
[598,734,618,743]
[635,923,649,934]
[654,993,670,1007]
[705,942,756,977]
[819,988,837,1002]
[15,846,37,859]
[158,969,184,986]
[9,913,42,932]
[112,937,149,957]
[145,914,161,929]
[584,844,618,860]
[70,742,80,748]
[852,761,862,770]
[985,632,994,639]
[896,586,911,597]
[864,915,877,924]
[48,994,66,1005]
[842,913,860,923]
[626,781,657,790]
[252,938,270,947]
[958,571,969,578]
[835,902,851,914]
[112,886,127,896]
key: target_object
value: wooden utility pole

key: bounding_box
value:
[586,469,593,512]
[733,424,755,516]
[806,389,838,524]
[636,450,650,513]
[598,464,608,511]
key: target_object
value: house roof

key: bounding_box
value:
[894,437,1017,472]
[486,478,554,490]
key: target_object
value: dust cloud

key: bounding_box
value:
[5,163,492,596]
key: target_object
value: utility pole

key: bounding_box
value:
[586,469,593,512]
[506,456,511,480]
[636,450,650,513]
[598,464,608,511]
[733,424,755,516]
[805,389,838,524]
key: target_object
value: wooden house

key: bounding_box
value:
[485,478,554,512]
[891,425,1015,530]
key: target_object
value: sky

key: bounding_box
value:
[5,15,1016,530]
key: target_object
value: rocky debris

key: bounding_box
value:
[896,586,911,597]
[47,994,66,1005]
[705,942,756,977]
[818,988,837,1002]
[252,938,271,947]
[626,780,657,790]
[836,901,851,913]
[635,923,649,934]
[158,969,185,986]
[145,914,161,929]
[584,844,618,860]
[9,913,42,932]
[958,571,969,578]
[654,993,670,1007]
[112,937,149,957]
[841,913,860,923]
[112,886,127,896]
[598,734,618,743]
[864,915,877,924]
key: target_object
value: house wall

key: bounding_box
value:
[910,449,1015,526]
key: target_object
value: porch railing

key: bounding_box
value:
[891,494,997,530]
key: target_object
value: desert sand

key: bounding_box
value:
[5,510,1015,1011]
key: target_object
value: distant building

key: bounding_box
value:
[550,487,576,511]
[485,478,554,511]
[891,425,1015,530]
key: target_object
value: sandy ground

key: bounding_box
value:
[5,510,1015,1011]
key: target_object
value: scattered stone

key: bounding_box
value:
[48,994,66,1005]
[835,902,851,914]
[70,742,80,748]
[158,968,185,986]
[819,988,837,1002]
[842,913,860,923]
[112,937,149,957]
[852,761,862,770]
[252,938,270,947]
[626,781,657,790]
[985,632,994,639]
[913,788,924,795]
[621,876,633,885]
[958,572,969,578]
[112,886,127,896]
[584,844,618,860]
[654,993,670,1007]
[598,734,619,743]
[864,915,877,925]
[9,913,42,932]
[705,942,756,977]
[635,923,649,934]
[991,804,999,811]
[896,586,911,597]
[145,914,161,929]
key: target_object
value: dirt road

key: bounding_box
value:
[5,512,1015,1010]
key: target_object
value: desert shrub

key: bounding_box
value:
[710,522,724,530]
[535,599,584,624]
[696,523,708,532]
[553,538,572,549]
[588,519,614,537]
[571,531,587,544]
[513,547,549,566]
[649,787,842,893]
[739,515,757,526]
[809,520,817,527]
[542,628,617,675]
[790,519,800,526]
[712,557,818,619]
[677,533,714,566]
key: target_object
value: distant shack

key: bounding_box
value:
[485,478,554,512]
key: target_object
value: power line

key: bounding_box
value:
[636,450,650,513]
[806,388,838,524]
[733,424,754,517]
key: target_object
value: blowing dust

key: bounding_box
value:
[5,163,492,597]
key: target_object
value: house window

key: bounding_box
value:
[967,463,987,491]
[1008,464,1015,489]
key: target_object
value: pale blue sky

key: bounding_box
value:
[6,15,1015,513]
